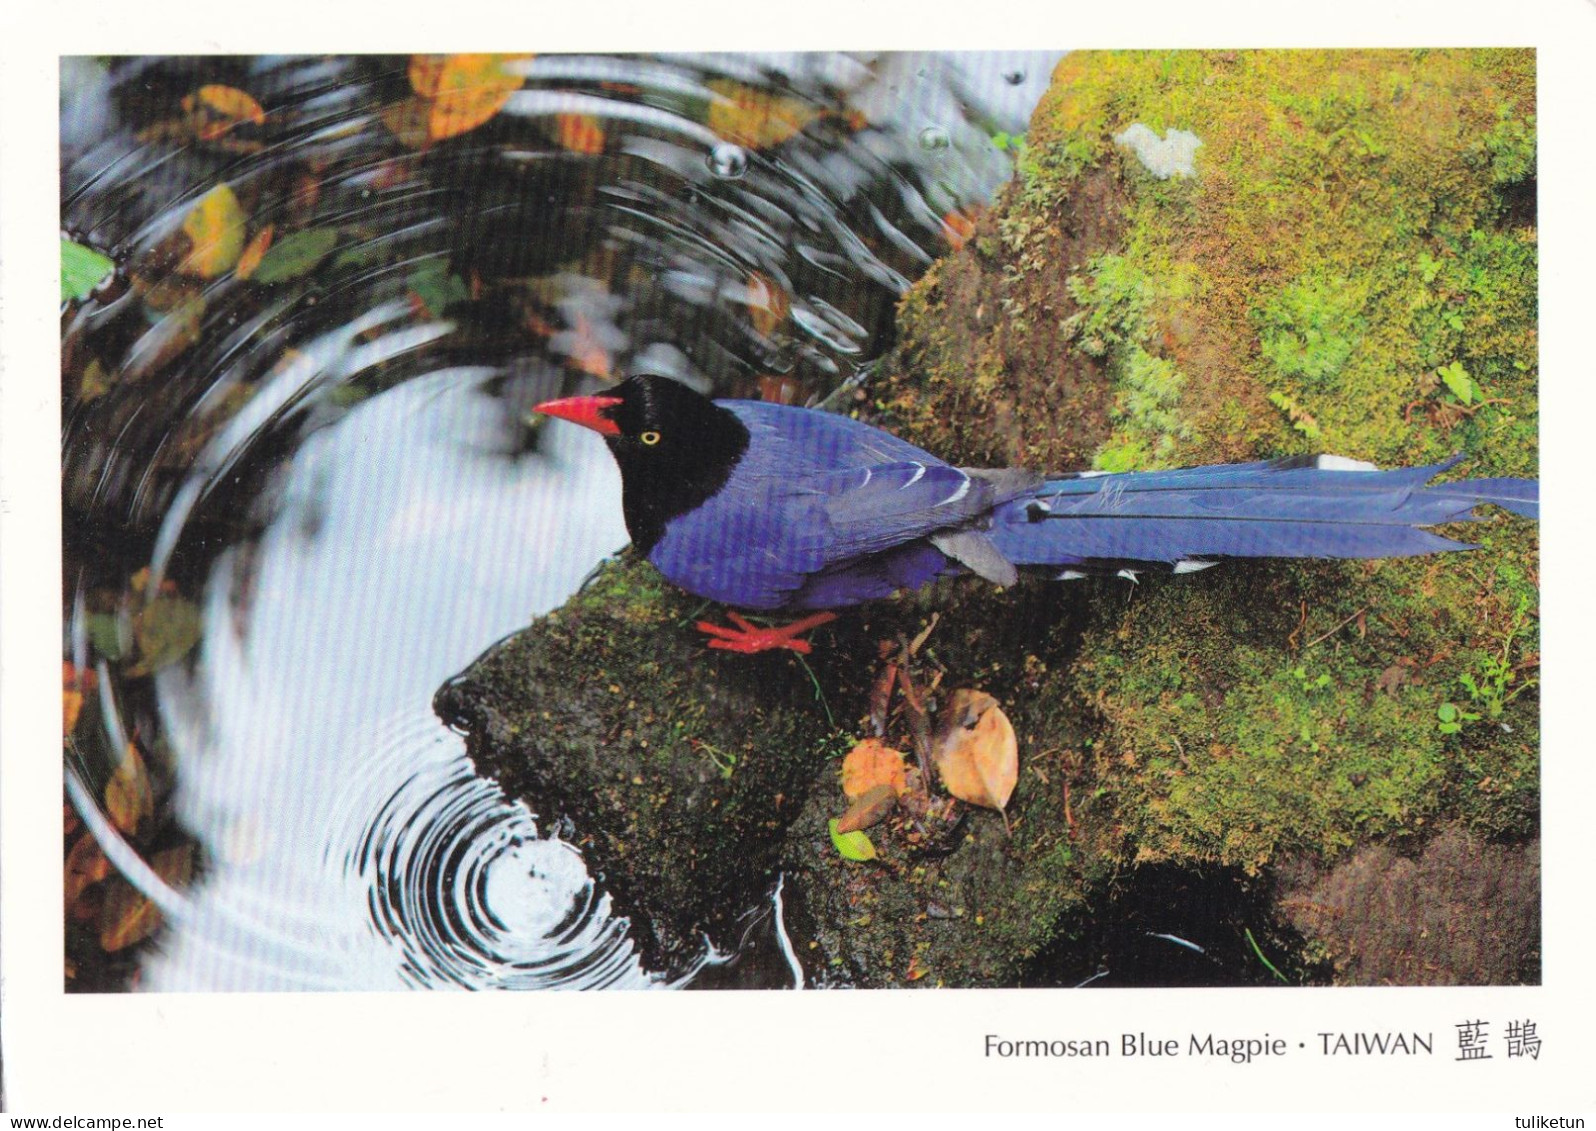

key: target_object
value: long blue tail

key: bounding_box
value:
[986,455,1537,576]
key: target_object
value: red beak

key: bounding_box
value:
[534,394,624,436]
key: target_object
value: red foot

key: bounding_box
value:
[695,610,838,654]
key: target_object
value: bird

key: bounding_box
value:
[535,374,1539,654]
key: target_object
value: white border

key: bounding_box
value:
[4,0,1593,1115]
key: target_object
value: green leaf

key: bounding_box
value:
[1438,361,1477,405]
[1437,703,1458,723]
[86,612,124,661]
[406,260,470,317]
[828,817,876,862]
[61,239,115,302]
[250,228,340,284]
[126,595,202,677]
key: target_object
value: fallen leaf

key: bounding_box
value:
[181,84,266,141]
[105,742,154,835]
[706,79,818,149]
[828,817,876,862]
[249,228,339,284]
[841,737,907,799]
[562,312,612,379]
[942,207,981,251]
[836,783,898,834]
[756,375,802,405]
[234,224,275,280]
[931,689,1018,817]
[127,593,202,677]
[745,271,790,337]
[64,831,111,908]
[553,112,605,154]
[99,845,193,952]
[61,238,116,302]
[380,97,434,150]
[63,662,97,735]
[178,183,248,279]
[408,54,530,141]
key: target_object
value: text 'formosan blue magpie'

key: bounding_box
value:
[535,374,1538,654]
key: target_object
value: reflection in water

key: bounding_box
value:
[60,52,1063,989]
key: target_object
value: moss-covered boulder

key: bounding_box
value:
[865,47,1538,979]
[439,48,1538,987]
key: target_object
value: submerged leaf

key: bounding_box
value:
[178,183,247,278]
[841,737,907,799]
[931,689,1018,814]
[250,228,338,284]
[105,742,154,835]
[408,54,531,141]
[64,832,111,908]
[61,239,116,302]
[553,112,606,154]
[99,845,193,952]
[828,817,877,862]
[706,79,818,149]
[127,594,202,676]
[181,84,266,140]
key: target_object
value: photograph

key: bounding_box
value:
[57,46,1541,996]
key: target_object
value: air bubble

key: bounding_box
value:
[708,143,748,179]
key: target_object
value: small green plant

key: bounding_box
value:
[1437,360,1484,406]
[1438,593,1537,733]
[1290,665,1333,693]
[693,740,738,780]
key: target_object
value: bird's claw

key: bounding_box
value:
[696,611,838,654]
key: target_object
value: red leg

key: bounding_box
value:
[695,610,838,654]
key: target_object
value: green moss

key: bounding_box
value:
[873,48,1538,943]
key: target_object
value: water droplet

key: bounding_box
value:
[707,143,748,179]
[918,126,950,151]
[1003,70,1026,85]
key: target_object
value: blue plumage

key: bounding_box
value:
[535,377,1539,623]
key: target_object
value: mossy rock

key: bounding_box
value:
[865,47,1538,979]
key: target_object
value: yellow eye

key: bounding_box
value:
[639,430,661,446]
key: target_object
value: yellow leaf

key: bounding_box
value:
[235,224,275,280]
[63,661,96,735]
[127,592,202,677]
[181,84,266,141]
[98,845,192,952]
[179,183,247,278]
[105,742,154,836]
[840,737,907,799]
[65,831,111,909]
[706,79,818,149]
[931,690,1018,815]
[408,54,531,141]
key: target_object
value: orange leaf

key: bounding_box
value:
[554,112,606,155]
[99,845,193,952]
[235,224,275,280]
[105,742,154,836]
[942,207,981,251]
[706,79,818,149]
[178,183,247,278]
[63,662,96,735]
[181,84,266,141]
[746,271,790,337]
[931,690,1018,815]
[841,737,907,799]
[65,831,111,909]
[835,783,898,834]
[408,54,531,141]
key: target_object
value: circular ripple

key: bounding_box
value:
[347,751,676,990]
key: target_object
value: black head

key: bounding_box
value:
[535,375,750,553]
